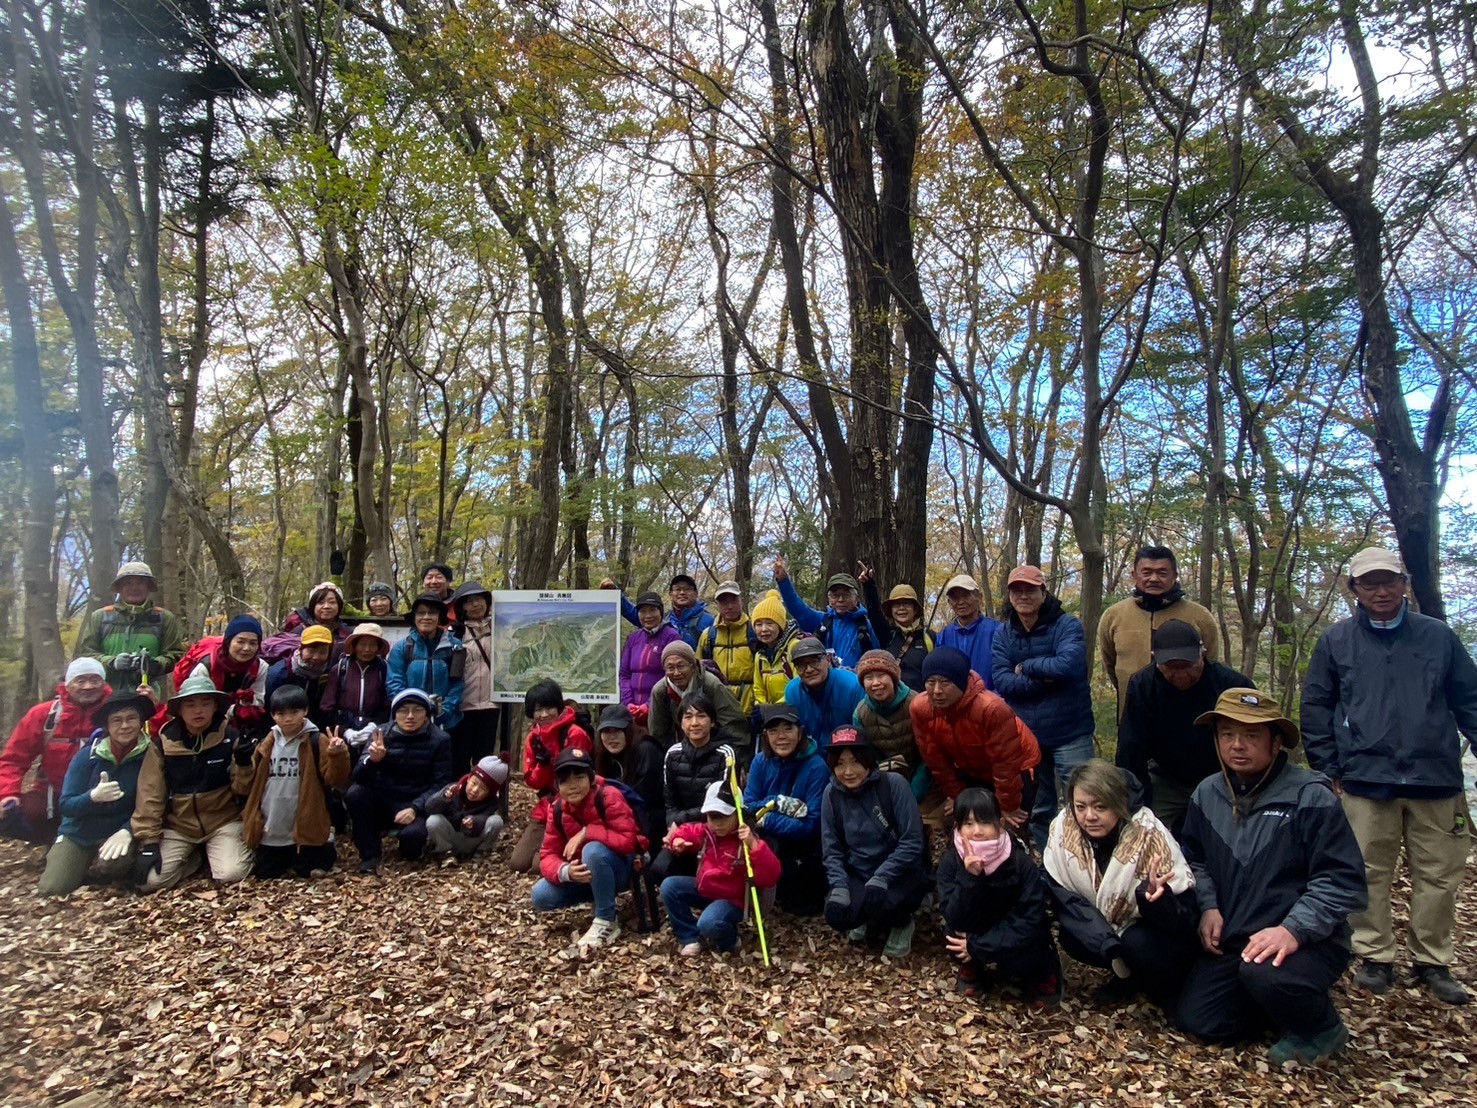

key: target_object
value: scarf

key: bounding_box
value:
[1042,806,1193,933]
[954,828,1013,876]
[1134,584,1185,613]
[290,649,328,679]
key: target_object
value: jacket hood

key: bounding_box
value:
[93,733,151,765]
[864,682,913,715]
[760,732,819,761]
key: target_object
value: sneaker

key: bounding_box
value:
[1269,1019,1349,1065]
[883,920,915,958]
[1353,959,1394,995]
[846,924,868,942]
[1028,973,1063,1011]
[1414,965,1470,1006]
[677,941,702,957]
[577,917,621,952]
[357,857,382,875]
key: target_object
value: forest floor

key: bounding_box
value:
[1,792,1473,1107]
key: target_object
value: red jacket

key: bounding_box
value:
[910,672,1041,812]
[0,683,113,799]
[523,707,593,823]
[539,777,647,883]
[670,821,781,907]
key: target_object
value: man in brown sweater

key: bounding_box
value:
[1098,545,1220,717]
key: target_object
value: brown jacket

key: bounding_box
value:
[131,716,253,843]
[241,727,351,849]
[1098,594,1220,716]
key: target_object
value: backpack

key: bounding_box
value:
[173,636,222,688]
[552,778,651,854]
[817,611,873,656]
[98,604,164,642]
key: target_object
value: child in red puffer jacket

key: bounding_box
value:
[659,780,780,955]
[509,680,592,872]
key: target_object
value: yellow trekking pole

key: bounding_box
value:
[727,753,771,967]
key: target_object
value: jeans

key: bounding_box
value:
[1030,734,1098,849]
[530,841,632,921]
[660,876,742,950]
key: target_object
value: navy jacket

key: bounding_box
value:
[352,722,456,816]
[990,597,1094,749]
[56,734,151,847]
[743,737,829,840]
[820,768,927,889]
[1301,604,1477,796]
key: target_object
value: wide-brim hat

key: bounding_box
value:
[111,561,156,591]
[405,592,449,618]
[92,691,156,729]
[450,581,493,613]
[884,584,920,611]
[345,622,391,657]
[1194,688,1300,748]
[169,672,230,710]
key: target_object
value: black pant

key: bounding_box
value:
[253,842,338,879]
[760,830,825,916]
[1177,938,1351,1042]
[345,784,430,862]
[828,869,930,932]
[647,848,698,888]
[953,937,1061,988]
[1059,919,1198,1005]
[451,708,501,773]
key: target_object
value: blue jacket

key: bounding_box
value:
[1302,603,1477,796]
[990,597,1094,749]
[351,722,456,815]
[784,669,865,746]
[938,615,1002,691]
[387,629,465,730]
[744,736,829,840]
[821,768,927,888]
[776,577,875,668]
[56,734,151,847]
[620,594,714,650]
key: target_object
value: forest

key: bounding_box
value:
[1,0,1473,716]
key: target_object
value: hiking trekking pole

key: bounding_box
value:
[726,753,771,966]
[138,648,151,691]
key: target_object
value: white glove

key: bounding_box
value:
[98,827,133,861]
[90,773,124,804]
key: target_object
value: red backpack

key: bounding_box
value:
[173,635,222,687]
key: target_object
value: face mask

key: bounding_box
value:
[954,828,1012,874]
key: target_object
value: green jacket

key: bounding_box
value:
[74,600,185,696]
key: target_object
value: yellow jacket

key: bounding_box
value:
[697,615,757,715]
[1098,593,1220,716]
[751,625,802,709]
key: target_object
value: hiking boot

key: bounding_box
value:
[846,924,868,942]
[1414,965,1470,1006]
[1353,959,1394,994]
[1269,1019,1349,1065]
[1028,972,1063,1011]
[883,920,915,958]
[357,857,382,875]
[955,963,980,997]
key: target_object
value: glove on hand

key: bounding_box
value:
[111,653,139,674]
[98,827,133,862]
[90,773,124,804]
[824,895,852,931]
[134,843,163,885]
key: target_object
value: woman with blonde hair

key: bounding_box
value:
[1042,758,1198,1007]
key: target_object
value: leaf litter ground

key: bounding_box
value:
[0,795,1472,1107]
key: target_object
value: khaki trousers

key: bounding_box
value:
[1342,792,1471,966]
[142,822,253,893]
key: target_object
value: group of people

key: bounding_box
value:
[1,545,1472,1067]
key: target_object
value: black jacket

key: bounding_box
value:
[425,783,502,837]
[861,577,932,691]
[351,722,455,816]
[1302,605,1477,795]
[1179,754,1367,948]
[662,737,736,827]
[598,737,666,843]
[936,840,1055,965]
[1116,660,1252,793]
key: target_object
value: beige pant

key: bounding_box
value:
[142,822,254,892]
[1342,792,1472,966]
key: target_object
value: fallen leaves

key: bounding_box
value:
[0,815,1471,1106]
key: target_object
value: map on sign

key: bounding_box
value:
[489,590,620,704]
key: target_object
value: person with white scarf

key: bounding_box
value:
[1043,758,1199,1007]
